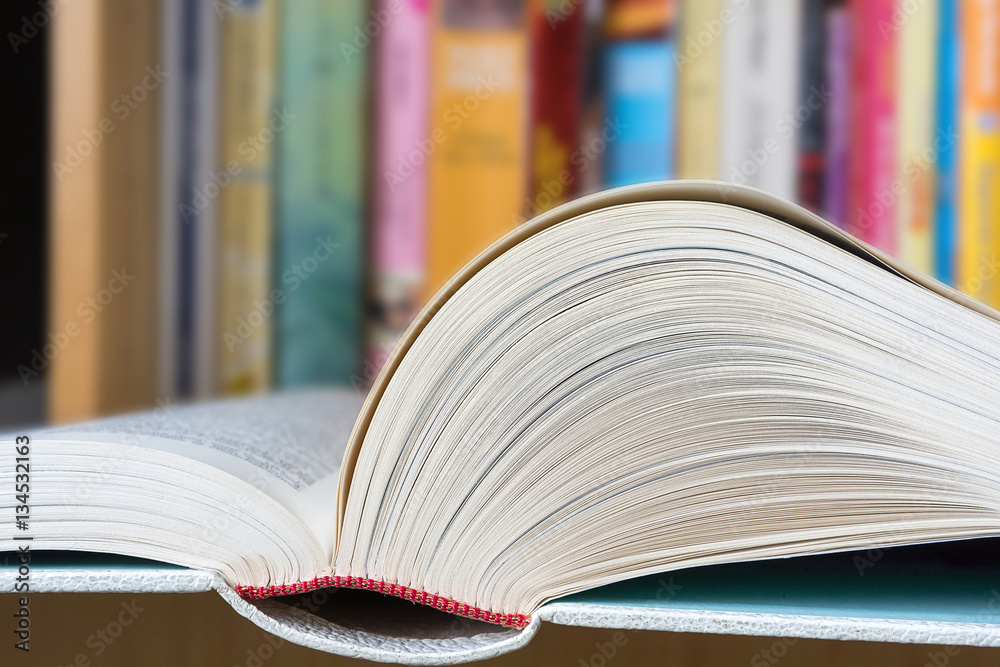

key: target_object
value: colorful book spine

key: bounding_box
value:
[797,0,827,213]
[524,0,584,220]
[217,0,276,394]
[933,0,959,285]
[676,0,722,180]
[602,0,677,188]
[719,0,800,201]
[425,0,529,297]
[958,0,1000,307]
[822,2,849,229]
[274,0,367,386]
[847,0,897,254]
[576,0,608,196]
[896,0,938,275]
[366,0,431,385]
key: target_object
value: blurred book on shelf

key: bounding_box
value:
[38,0,1000,422]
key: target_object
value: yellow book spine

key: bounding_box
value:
[217,0,276,393]
[958,0,1000,307]
[896,0,937,274]
[426,7,529,297]
[676,0,723,180]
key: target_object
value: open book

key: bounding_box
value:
[5,182,1000,661]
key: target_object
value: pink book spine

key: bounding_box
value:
[366,0,430,381]
[847,0,897,254]
[372,0,429,277]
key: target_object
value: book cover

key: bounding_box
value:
[425,0,530,297]
[896,0,937,275]
[217,0,276,394]
[797,0,827,213]
[274,0,368,386]
[602,0,676,188]
[576,0,609,196]
[933,0,959,285]
[822,2,849,229]
[48,0,162,421]
[847,0,897,254]
[718,0,800,201]
[525,0,584,219]
[367,0,431,385]
[958,0,1000,307]
[676,0,723,180]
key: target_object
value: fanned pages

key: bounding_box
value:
[5,182,1000,640]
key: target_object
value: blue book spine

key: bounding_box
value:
[603,38,676,188]
[934,0,959,285]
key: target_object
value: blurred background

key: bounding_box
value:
[0,0,997,430]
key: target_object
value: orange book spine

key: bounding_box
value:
[425,1,529,297]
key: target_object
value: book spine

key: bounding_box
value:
[797,0,827,213]
[602,0,677,188]
[524,0,585,220]
[676,0,723,180]
[822,2,849,229]
[958,0,1000,306]
[425,0,530,296]
[274,0,368,387]
[718,0,799,200]
[895,0,937,275]
[235,575,532,629]
[217,0,276,394]
[576,1,609,196]
[847,0,897,254]
[933,0,959,285]
[366,0,431,386]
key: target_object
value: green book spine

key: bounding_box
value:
[274,0,367,387]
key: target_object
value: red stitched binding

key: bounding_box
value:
[235,576,532,629]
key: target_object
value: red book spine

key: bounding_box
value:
[521,0,585,223]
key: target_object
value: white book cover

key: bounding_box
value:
[718,0,801,200]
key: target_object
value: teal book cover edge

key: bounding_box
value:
[7,541,1000,626]
[274,0,367,387]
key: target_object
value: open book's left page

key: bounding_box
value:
[22,388,364,556]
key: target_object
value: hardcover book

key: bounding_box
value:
[216,0,277,394]
[367,0,431,383]
[822,0,849,229]
[958,0,1000,308]
[602,0,677,188]
[676,0,723,181]
[933,0,959,286]
[425,0,530,297]
[274,0,367,386]
[6,182,1000,662]
[847,0,898,254]
[718,0,800,200]
[895,0,937,276]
